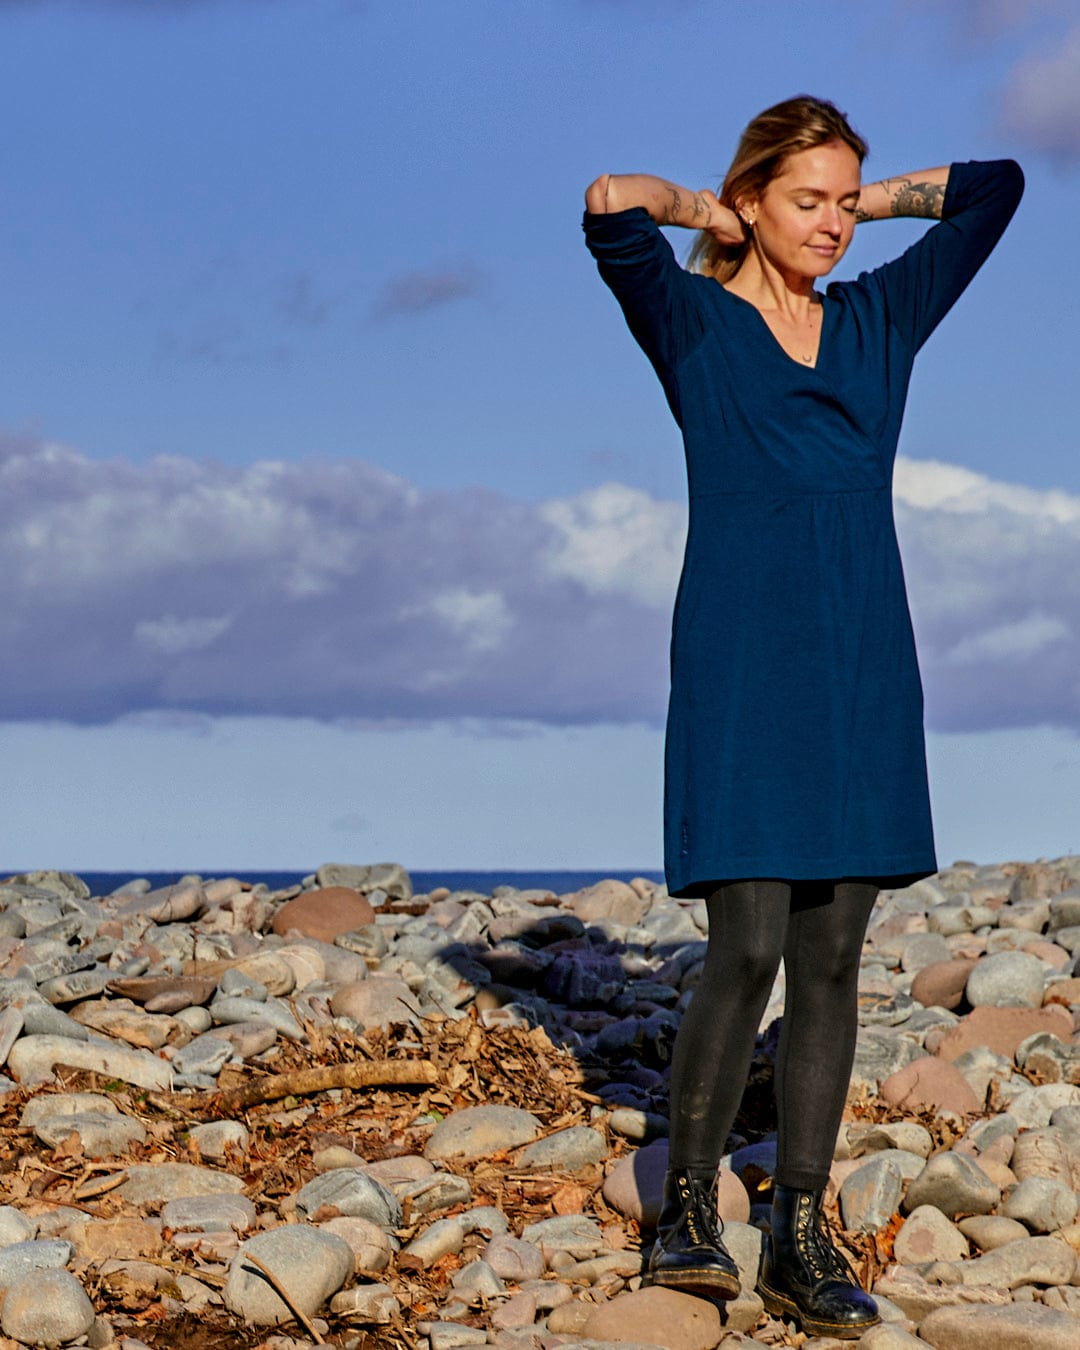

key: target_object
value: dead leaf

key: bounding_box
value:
[552,1183,590,1214]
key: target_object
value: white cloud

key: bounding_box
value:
[2,434,1079,736]
[894,457,1080,522]
[540,482,685,607]
[427,588,513,654]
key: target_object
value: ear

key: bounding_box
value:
[734,193,758,229]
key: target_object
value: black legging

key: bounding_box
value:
[667,879,878,1193]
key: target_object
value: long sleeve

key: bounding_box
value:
[864,159,1025,353]
[582,207,706,395]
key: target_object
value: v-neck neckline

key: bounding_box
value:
[717,283,829,373]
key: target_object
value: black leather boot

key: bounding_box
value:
[643,1168,740,1300]
[757,1185,880,1338]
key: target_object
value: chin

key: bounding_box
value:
[795,260,837,282]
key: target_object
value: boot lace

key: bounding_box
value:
[796,1192,856,1285]
[650,1172,725,1273]
[681,1174,725,1248]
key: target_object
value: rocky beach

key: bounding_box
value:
[2,859,1080,1349]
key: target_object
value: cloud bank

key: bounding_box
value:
[894,458,1080,731]
[0,436,668,726]
[1,435,1077,734]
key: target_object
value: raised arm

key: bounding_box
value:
[855,159,1024,352]
[585,174,744,244]
[854,166,950,223]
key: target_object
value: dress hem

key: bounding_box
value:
[667,860,937,900]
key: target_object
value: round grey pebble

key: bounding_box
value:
[224,1226,353,1325]
[1,1268,95,1346]
[966,951,1047,1009]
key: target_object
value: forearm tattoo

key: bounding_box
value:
[662,186,682,224]
[852,204,874,223]
[662,185,712,227]
[888,177,946,219]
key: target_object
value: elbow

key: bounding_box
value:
[1003,157,1025,204]
[585,174,616,213]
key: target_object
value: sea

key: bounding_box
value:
[62,869,665,898]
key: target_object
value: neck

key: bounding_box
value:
[725,247,818,316]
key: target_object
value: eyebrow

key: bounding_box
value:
[788,186,861,200]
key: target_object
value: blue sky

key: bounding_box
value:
[2,0,1078,872]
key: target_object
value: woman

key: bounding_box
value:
[583,96,1022,1338]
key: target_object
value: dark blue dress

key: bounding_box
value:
[584,160,1023,897]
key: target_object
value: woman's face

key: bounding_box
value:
[747,139,862,281]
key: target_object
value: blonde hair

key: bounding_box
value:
[688,96,869,283]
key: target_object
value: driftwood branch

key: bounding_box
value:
[208,1058,438,1111]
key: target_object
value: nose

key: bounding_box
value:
[822,206,843,238]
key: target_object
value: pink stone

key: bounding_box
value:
[881,1057,981,1116]
[893,1206,969,1265]
[911,958,977,1011]
[1024,940,1071,971]
[934,1004,1074,1065]
[568,879,647,927]
[271,887,375,943]
[582,1286,722,1350]
[490,1291,538,1331]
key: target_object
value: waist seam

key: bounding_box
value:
[688,485,889,501]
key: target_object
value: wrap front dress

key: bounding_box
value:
[584,159,1024,897]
